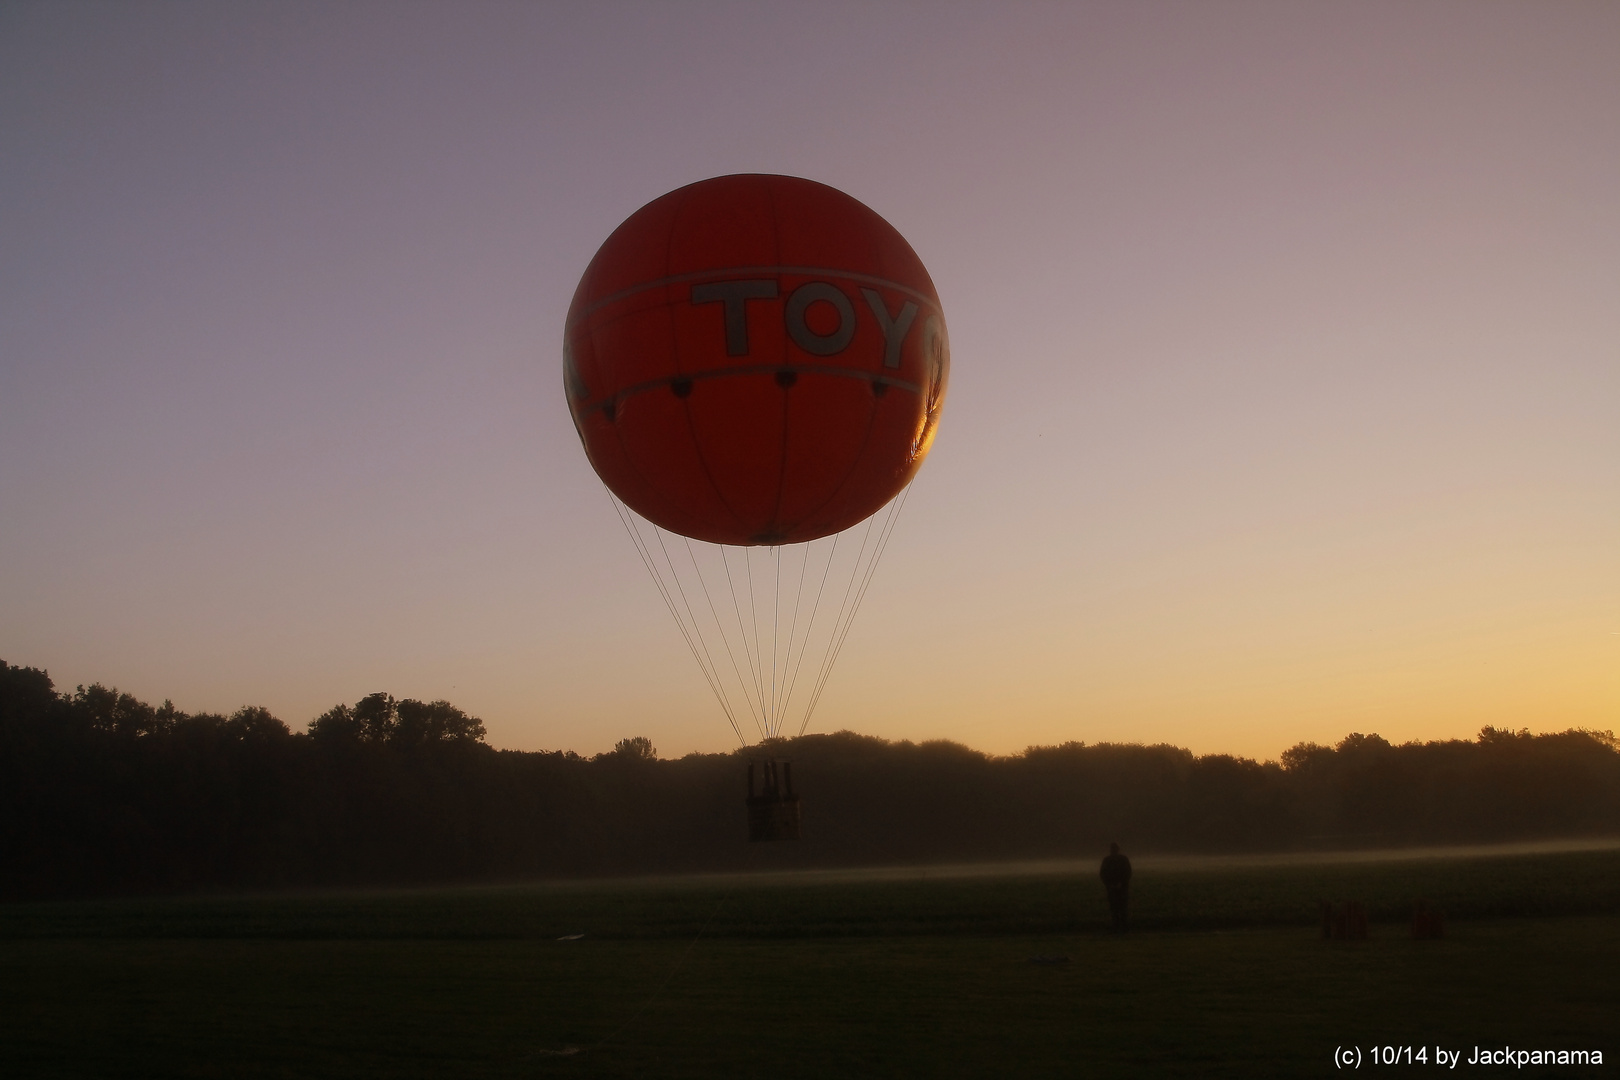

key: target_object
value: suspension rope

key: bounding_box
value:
[774,541,813,739]
[801,486,911,733]
[683,537,768,740]
[606,484,913,746]
[798,514,880,727]
[804,487,909,726]
[609,499,730,730]
[604,492,745,747]
[636,517,748,746]
[769,546,783,737]
[744,552,765,731]
[719,547,767,733]
[806,488,909,725]
[778,533,838,730]
[651,524,756,743]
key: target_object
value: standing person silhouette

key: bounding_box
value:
[1099,842,1132,933]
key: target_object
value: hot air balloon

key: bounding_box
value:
[564,174,949,840]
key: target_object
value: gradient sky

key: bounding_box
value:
[3,1,1616,760]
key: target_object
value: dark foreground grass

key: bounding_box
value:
[2,848,1615,1078]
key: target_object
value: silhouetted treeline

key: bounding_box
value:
[3,659,1617,899]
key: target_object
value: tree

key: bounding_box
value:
[394,699,486,743]
[308,693,398,742]
[0,659,57,729]
[308,703,362,741]
[353,693,397,742]
[225,706,290,742]
[64,683,166,737]
[611,736,657,761]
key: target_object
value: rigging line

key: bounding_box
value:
[800,512,880,724]
[803,488,909,727]
[770,544,782,738]
[744,550,767,732]
[780,532,840,732]
[652,523,754,743]
[774,539,813,734]
[719,546,767,731]
[802,488,910,729]
[633,516,734,727]
[626,512,747,746]
[709,544,773,738]
[806,489,909,724]
[605,493,745,746]
[607,497,712,700]
[684,536,767,734]
[656,533,763,745]
[688,541,768,738]
[613,502,743,744]
[782,533,840,730]
[797,537,871,730]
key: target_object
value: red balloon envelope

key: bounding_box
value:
[564,174,948,546]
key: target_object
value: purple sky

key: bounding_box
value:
[2,2,1616,759]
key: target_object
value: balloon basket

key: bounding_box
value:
[746,759,801,842]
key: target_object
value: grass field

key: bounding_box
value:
[3,845,1616,1077]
